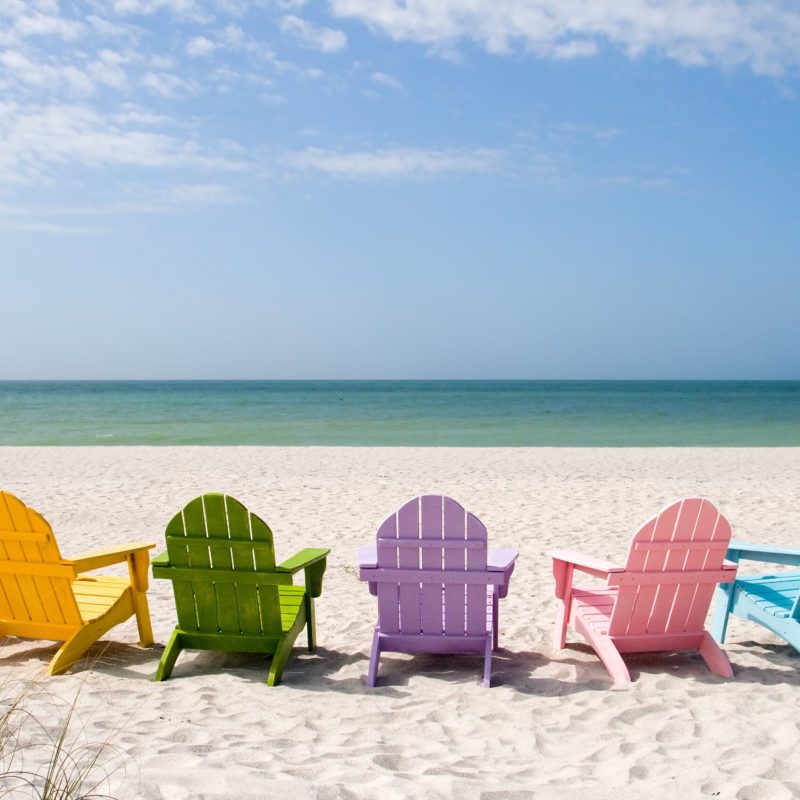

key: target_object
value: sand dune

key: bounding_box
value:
[1,447,799,799]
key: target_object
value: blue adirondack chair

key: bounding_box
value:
[711,539,800,652]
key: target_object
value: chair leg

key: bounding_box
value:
[154,629,183,681]
[47,604,129,676]
[483,635,492,688]
[305,595,317,651]
[586,631,631,683]
[267,635,295,687]
[699,631,734,678]
[710,584,735,644]
[133,590,154,647]
[367,630,381,687]
[267,608,307,686]
[553,597,570,650]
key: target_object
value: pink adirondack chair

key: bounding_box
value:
[547,498,738,682]
[358,495,518,687]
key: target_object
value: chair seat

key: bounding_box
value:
[737,573,800,619]
[277,585,306,633]
[572,587,618,635]
[73,576,130,623]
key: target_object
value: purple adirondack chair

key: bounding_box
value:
[357,495,518,687]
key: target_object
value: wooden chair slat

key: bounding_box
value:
[398,497,422,635]
[420,494,444,635]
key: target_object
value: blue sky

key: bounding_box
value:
[2,0,799,379]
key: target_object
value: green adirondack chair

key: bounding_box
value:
[152,493,330,686]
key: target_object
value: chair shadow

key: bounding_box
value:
[292,645,613,697]
[0,636,160,680]
[154,644,381,691]
[552,639,800,688]
[5,635,795,692]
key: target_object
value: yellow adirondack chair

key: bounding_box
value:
[0,490,155,675]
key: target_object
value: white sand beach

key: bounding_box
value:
[1,446,799,800]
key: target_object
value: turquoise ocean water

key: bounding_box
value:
[0,381,798,446]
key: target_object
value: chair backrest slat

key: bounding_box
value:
[376,511,400,633]
[608,498,732,637]
[465,512,488,635]
[420,494,444,634]
[0,491,81,630]
[397,498,421,634]
[442,497,468,635]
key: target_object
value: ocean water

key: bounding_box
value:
[0,381,798,446]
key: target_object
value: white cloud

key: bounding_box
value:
[552,40,598,60]
[97,0,210,22]
[87,50,130,87]
[279,15,347,53]
[141,70,199,96]
[370,70,403,90]
[0,180,243,234]
[186,36,216,57]
[0,218,107,235]
[0,50,96,95]
[123,181,244,209]
[328,0,800,76]
[282,146,503,178]
[112,103,174,124]
[0,101,248,187]
[12,12,85,40]
[86,14,141,41]
[214,0,309,11]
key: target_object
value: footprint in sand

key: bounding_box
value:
[736,781,794,800]
[655,718,698,745]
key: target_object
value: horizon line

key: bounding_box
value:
[2,378,799,383]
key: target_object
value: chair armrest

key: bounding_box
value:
[151,550,170,580]
[357,545,379,596]
[357,545,378,570]
[728,540,800,567]
[487,547,519,571]
[277,547,330,598]
[70,541,155,573]
[276,547,330,573]
[546,548,624,579]
[488,547,519,599]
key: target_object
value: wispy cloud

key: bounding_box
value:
[114,180,245,210]
[185,35,216,57]
[0,101,247,187]
[0,0,702,237]
[141,69,200,96]
[0,51,96,95]
[329,0,800,76]
[279,15,347,53]
[370,70,403,90]
[282,145,503,178]
[0,181,244,235]
[94,0,211,23]
[0,218,108,235]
